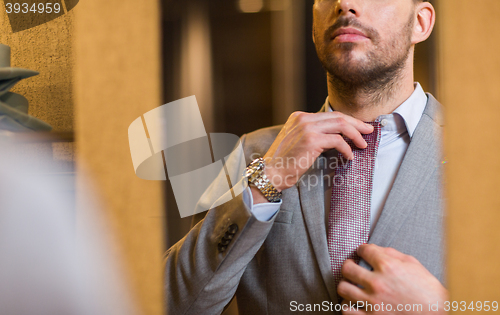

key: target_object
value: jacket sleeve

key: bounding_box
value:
[164,134,278,315]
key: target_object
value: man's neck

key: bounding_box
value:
[327,62,416,122]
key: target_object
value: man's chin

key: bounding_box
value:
[325,60,377,86]
[339,48,370,62]
[329,70,369,86]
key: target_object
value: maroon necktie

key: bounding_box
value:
[327,121,382,289]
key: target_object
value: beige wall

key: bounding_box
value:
[438,0,500,306]
[73,0,164,314]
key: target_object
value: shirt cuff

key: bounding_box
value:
[242,186,281,222]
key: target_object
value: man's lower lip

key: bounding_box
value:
[333,34,368,42]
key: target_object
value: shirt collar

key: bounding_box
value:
[326,82,428,138]
[392,82,428,138]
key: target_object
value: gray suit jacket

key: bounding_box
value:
[164,94,445,315]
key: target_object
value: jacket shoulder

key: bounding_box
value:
[424,93,444,127]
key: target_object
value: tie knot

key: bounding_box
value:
[339,121,381,154]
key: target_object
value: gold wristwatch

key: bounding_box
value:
[244,157,282,203]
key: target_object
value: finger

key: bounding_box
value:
[312,112,375,134]
[341,259,374,287]
[337,279,370,303]
[291,111,374,134]
[316,133,354,160]
[341,301,368,315]
[343,308,367,315]
[313,118,368,149]
[357,244,389,271]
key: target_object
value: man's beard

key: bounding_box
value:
[315,14,414,105]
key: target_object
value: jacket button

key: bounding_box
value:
[227,224,239,235]
[220,237,231,246]
[224,231,234,240]
[218,243,227,252]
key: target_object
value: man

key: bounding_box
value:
[165,0,447,314]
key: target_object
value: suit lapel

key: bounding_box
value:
[297,164,339,303]
[296,99,338,302]
[369,95,444,247]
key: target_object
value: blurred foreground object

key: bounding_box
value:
[0,43,52,132]
[0,137,138,315]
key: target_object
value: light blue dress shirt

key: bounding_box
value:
[245,83,428,229]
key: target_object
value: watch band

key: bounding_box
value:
[244,158,282,203]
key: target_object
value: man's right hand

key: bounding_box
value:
[261,111,374,193]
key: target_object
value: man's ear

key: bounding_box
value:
[412,2,436,44]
